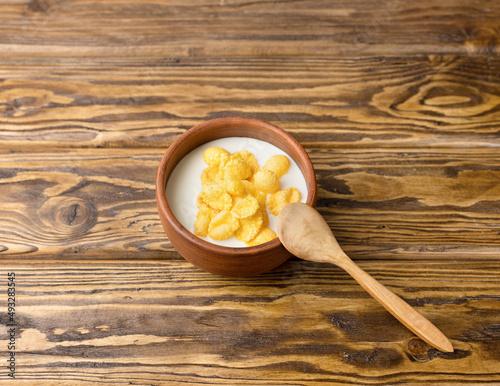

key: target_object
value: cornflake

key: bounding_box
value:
[194,146,302,246]
[246,227,277,247]
[201,184,233,211]
[253,169,279,193]
[203,147,230,167]
[235,211,263,243]
[222,157,252,180]
[263,155,290,178]
[234,150,260,174]
[232,195,259,219]
[194,206,216,238]
[208,211,240,240]
[266,187,301,216]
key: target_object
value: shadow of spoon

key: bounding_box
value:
[277,203,453,353]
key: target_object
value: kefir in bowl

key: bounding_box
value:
[166,137,308,248]
[156,117,317,277]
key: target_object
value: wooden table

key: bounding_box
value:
[1,1,499,384]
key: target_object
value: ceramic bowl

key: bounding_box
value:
[156,117,317,276]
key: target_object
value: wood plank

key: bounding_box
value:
[313,148,500,259]
[0,1,497,384]
[0,0,498,58]
[0,259,498,384]
[0,56,499,149]
[1,148,500,260]
[0,149,171,259]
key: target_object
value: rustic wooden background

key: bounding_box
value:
[0,0,499,384]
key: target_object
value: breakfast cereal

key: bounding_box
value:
[231,195,259,219]
[194,145,301,246]
[235,211,264,243]
[200,184,233,211]
[263,155,290,178]
[253,169,280,193]
[166,137,308,248]
[202,146,230,167]
[266,187,301,216]
[194,206,216,238]
[246,227,277,247]
[207,210,240,240]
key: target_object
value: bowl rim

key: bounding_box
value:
[156,116,317,257]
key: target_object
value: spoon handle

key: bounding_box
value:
[339,257,453,352]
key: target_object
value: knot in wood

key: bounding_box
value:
[406,338,438,362]
[372,74,497,125]
[37,197,96,237]
[0,88,73,118]
[464,26,499,55]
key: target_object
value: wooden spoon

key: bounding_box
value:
[277,202,453,353]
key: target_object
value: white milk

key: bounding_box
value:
[166,137,308,247]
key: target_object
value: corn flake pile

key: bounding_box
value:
[194,146,301,246]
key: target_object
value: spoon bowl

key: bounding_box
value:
[277,202,453,353]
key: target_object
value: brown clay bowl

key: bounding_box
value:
[156,117,317,277]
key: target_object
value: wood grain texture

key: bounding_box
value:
[0,56,498,149]
[312,148,500,259]
[1,148,499,260]
[0,259,499,384]
[0,0,499,383]
[0,149,170,259]
[0,0,499,58]
[277,203,453,352]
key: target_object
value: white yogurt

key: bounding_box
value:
[166,137,308,247]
